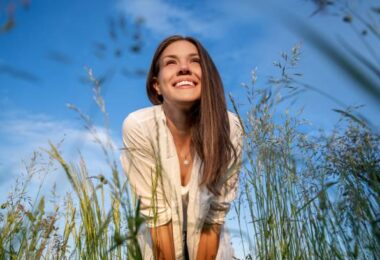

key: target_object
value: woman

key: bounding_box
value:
[121,35,242,259]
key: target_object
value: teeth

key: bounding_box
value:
[175,80,194,87]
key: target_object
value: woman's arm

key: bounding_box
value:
[149,221,176,260]
[121,114,174,256]
[196,224,221,260]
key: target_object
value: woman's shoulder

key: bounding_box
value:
[122,105,163,129]
[124,105,161,121]
[227,111,242,133]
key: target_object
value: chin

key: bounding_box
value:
[169,99,200,111]
[174,94,200,103]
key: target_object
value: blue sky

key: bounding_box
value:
[1,0,379,257]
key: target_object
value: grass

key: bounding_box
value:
[0,68,143,260]
[0,47,379,260]
[229,41,379,259]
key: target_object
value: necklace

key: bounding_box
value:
[183,152,191,166]
[165,117,193,166]
[181,146,192,166]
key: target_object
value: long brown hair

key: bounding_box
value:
[146,35,236,195]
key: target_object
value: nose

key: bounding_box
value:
[177,60,191,75]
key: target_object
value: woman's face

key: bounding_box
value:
[153,40,202,110]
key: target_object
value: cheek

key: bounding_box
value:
[195,66,202,78]
[155,72,166,85]
[158,70,173,84]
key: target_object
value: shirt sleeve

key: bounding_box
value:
[204,114,243,225]
[120,114,171,227]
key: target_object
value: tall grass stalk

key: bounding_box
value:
[231,44,379,259]
[0,68,142,259]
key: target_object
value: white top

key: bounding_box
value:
[120,105,243,259]
[181,176,191,233]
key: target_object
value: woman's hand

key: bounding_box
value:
[196,223,221,260]
[149,221,176,260]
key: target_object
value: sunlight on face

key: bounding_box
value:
[154,40,202,110]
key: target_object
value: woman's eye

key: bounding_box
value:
[191,58,200,63]
[165,60,176,65]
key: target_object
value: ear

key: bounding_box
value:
[152,78,162,95]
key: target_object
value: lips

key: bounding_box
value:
[172,78,198,88]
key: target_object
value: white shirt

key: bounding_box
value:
[120,105,242,259]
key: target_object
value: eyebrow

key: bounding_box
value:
[161,53,200,59]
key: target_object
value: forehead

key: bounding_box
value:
[161,40,199,58]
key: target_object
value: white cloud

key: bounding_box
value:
[116,0,299,40]
[117,0,226,38]
[0,110,123,203]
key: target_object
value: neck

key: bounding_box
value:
[162,103,192,136]
[162,103,194,167]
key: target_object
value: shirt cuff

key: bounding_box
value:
[143,207,172,228]
[204,205,230,225]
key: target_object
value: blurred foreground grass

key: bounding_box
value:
[0,45,379,259]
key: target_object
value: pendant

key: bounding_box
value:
[183,159,190,165]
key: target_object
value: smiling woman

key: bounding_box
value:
[153,40,202,111]
[121,35,242,260]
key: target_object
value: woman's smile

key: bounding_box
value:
[172,78,198,88]
[153,40,202,109]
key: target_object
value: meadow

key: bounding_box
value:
[0,2,379,259]
[0,41,379,259]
